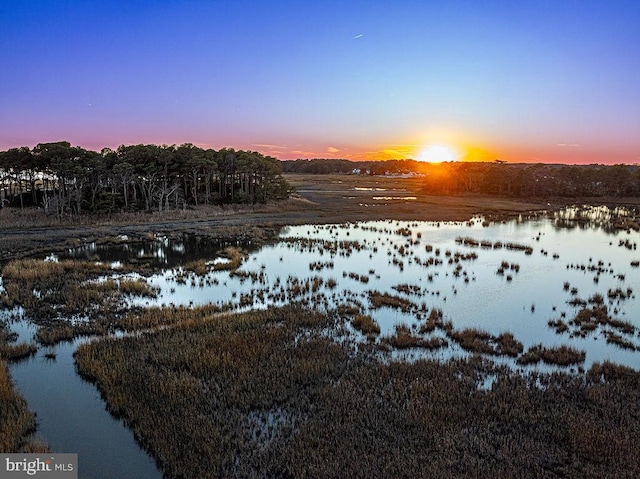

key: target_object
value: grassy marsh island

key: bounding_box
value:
[74,304,640,478]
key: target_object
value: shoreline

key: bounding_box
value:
[2,174,638,260]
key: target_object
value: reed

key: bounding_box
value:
[605,332,637,351]
[73,304,640,478]
[420,308,444,333]
[119,278,158,297]
[447,328,523,356]
[0,342,37,360]
[383,324,448,350]
[0,360,48,452]
[517,344,586,366]
[548,319,569,334]
[211,246,246,271]
[368,291,416,313]
[183,259,208,276]
[351,314,380,336]
[391,283,421,295]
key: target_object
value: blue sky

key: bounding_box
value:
[1,0,639,163]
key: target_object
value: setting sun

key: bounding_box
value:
[416,145,459,163]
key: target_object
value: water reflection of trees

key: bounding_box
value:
[553,205,638,232]
[61,235,255,269]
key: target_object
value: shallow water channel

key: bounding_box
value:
[3,206,640,477]
[6,319,162,478]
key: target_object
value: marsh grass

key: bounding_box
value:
[4,207,640,471]
[548,319,569,334]
[382,324,448,350]
[454,237,534,255]
[0,258,169,345]
[447,328,524,357]
[419,308,445,333]
[0,341,37,360]
[0,360,48,452]
[336,303,361,317]
[351,314,380,336]
[118,303,229,331]
[391,283,421,295]
[1,258,110,282]
[183,259,208,276]
[557,303,638,342]
[605,332,637,351]
[1,258,117,320]
[74,304,640,478]
[119,278,158,297]
[368,291,416,313]
[517,344,586,366]
[211,246,246,271]
[35,321,110,346]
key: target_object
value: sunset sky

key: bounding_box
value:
[1,0,639,164]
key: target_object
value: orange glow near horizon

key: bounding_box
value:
[460,146,497,162]
[263,134,506,163]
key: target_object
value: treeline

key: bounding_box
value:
[281,158,359,174]
[283,158,640,198]
[0,142,291,215]
[281,158,422,175]
[420,162,640,198]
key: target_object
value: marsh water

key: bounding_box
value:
[4,206,640,478]
[5,318,162,478]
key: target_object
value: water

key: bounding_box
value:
[2,207,639,477]
[6,325,161,479]
[130,215,639,370]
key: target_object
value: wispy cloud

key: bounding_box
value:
[557,143,580,147]
[382,149,409,158]
[290,150,316,156]
[353,34,364,39]
[327,146,340,153]
[253,143,287,150]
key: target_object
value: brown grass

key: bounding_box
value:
[336,303,361,317]
[183,259,209,276]
[211,246,246,271]
[447,328,524,357]
[351,314,380,336]
[420,308,445,333]
[74,304,640,478]
[517,344,586,366]
[0,360,48,452]
[382,324,448,350]
[119,278,158,297]
[0,258,167,345]
[368,291,416,313]
[0,342,37,361]
[556,304,638,342]
[284,173,557,223]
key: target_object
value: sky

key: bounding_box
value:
[1,0,639,164]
